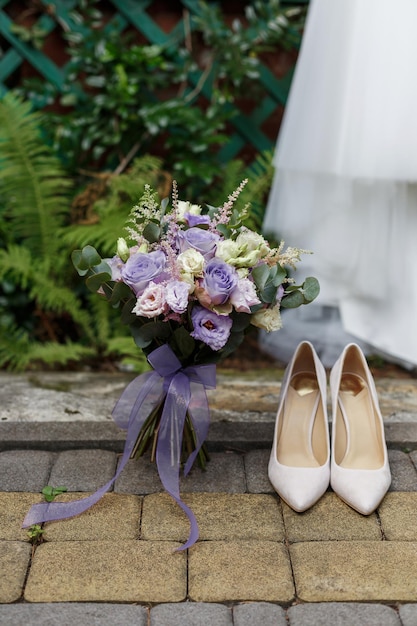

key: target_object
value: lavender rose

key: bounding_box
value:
[202,258,238,305]
[186,213,211,227]
[165,279,190,314]
[121,250,167,295]
[177,227,219,260]
[191,306,233,351]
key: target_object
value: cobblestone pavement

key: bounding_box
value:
[1,370,417,624]
[1,442,417,624]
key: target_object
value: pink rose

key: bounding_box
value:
[230,278,261,313]
[132,281,168,318]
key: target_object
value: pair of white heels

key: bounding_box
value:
[268,341,391,514]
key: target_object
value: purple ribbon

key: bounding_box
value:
[22,344,216,551]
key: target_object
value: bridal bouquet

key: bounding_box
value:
[23,180,319,549]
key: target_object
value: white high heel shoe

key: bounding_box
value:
[330,343,391,514]
[268,341,330,512]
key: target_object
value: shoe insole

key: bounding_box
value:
[277,373,321,468]
[338,373,384,470]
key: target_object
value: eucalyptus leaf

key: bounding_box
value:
[272,265,287,287]
[260,281,278,304]
[109,281,133,305]
[302,276,320,302]
[251,263,269,291]
[121,298,138,324]
[281,290,305,309]
[230,311,251,332]
[71,249,88,276]
[73,245,102,272]
[143,221,160,243]
[130,321,171,348]
[170,326,196,360]
[216,224,229,238]
[85,272,112,293]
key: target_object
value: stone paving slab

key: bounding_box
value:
[0,450,55,491]
[48,449,117,491]
[0,603,148,626]
[150,602,233,626]
[378,492,417,541]
[0,492,43,541]
[42,493,141,542]
[233,602,287,626]
[24,540,186,603]
[188,540,294,603]
[282,492,382,542]
[141,493,284,542]
[290,541,417,602]
[115,451,247,495]
[399,604,417,626]
[388,450,417,491]
[243,448,274,493]
[0,541,31,603]
[287,602,402,626]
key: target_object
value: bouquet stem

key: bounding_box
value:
[130,400,209,471]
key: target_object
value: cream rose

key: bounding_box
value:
[215,238,261,268]
[251,305,282,332]
[177,248,205,276]
[236,229,270,258]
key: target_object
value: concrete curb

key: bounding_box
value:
[1,421,417,452]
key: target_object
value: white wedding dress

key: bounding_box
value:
[262,0,417,368]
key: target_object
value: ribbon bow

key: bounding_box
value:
[23,344,216,550]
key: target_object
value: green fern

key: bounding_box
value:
[0,93,72,260]
[62,156,167,256]
[207,150,274,232]
[0,324,95,371]
[105,336,149,373]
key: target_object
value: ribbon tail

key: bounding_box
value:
[183,380,211,477]
[22,372,163,528]
[156,372,198,551]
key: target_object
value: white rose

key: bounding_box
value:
[215,237,261,268]
[236,229,270,258]
[176,200,201,222]
[180,272,196,293]
[251,305,282,332]
[177,248,205,276]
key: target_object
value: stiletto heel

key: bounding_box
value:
[268,341,330,512]
[330,343,391,514]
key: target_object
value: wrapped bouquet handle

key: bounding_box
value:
[23,344,216,551]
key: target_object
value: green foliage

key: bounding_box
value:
[207,150,275,233]
[41,485,68,502]
[0,93,72,260]
[17,1,304,197]
[0,93,148,372]
[64,156,167,256]
[27,524,44,544]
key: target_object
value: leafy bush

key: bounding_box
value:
[18,0,304,197]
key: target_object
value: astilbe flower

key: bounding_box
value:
[210,178,248,231]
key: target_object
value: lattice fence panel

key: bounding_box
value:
[0,0,306,164]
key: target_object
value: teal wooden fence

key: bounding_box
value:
[0,0,307,163]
